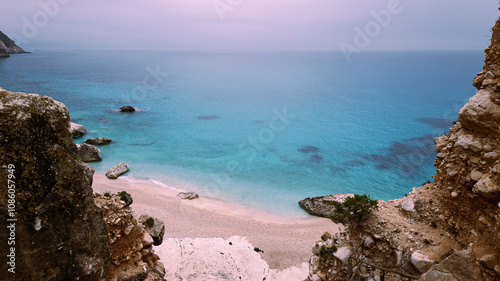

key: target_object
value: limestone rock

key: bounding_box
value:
[298,194,355,217]
[479,254,497,269]
[159,236,309,281]
[454,133,483,152]
[0,89,111,280]
[177,191,199,200]
[419,249,484,281]
[84,137,112,145]
[410,251,434,273]
[139,215,165,246]
[458,89,500,136]
[401,197,415,212]
[143,232,154,247]
[77,143,102,162]
[333,247,352,263]
[473,174,500,198]
[70,122,86,138]
[120,105,136,112]
[106,162,130,179]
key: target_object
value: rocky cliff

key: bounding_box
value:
[0,89,112,280]
[0,31,27,57]
[305,18,500,281]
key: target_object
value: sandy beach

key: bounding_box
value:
[92,174,340,271]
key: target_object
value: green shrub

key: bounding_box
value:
[319,245,337,259]
[330,194,378,225]
[104,192,111,198]
[145,217,154,227]
[118,191,133,207]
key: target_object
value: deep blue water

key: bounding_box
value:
[0,50,483,217]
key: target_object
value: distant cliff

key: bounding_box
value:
[0,31,27,57]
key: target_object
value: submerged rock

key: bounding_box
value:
[77,143,103,162]
[70,122,86,138]
[298,194,354,217]
[197,114,219,120]
[0,89,111,280]
[106,162,130,179]
[120,105,136,112]
[84,137,112,146]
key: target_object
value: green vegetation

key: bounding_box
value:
[145,217,154,227]
[104,192,111,198]
[319,245,337,259]
[118,191,133,207]
[330,194,378,225]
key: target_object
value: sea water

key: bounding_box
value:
[0,50,483,217]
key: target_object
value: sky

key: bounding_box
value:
[0,0,498,51]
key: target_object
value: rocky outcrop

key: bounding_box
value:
[298,194,354,217]
[70,122,86,138]
[419,249,484,281]
[161,235,309,281]
[69,122,87,138]
[106,162,130,179]
[177,191,199,200]
[120,105,136,112]
[0,31,27,57]
[305,16,500,281]
[95,193,166,281]
[77,143,103,162]
[139,215,166,246]
[0,89,111,280]
[84,137,112,145]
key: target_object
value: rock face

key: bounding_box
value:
[0,31,27,57]
[84,136,112,145]
[70,122,86,138]
[0,89,111,280]
[95,194,166,281]
[419,249,484,281]
[106,162,130,179]
[306,16,500,281]
[120,105,136,112]
[298,194,354,217]
[77,143,103,162]
[139,215,166,246]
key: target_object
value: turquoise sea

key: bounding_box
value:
[0,50,483,217]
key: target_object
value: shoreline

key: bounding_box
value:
[91,173,342,270]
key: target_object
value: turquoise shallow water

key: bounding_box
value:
[0,50,483,217]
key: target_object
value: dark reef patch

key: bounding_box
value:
[197,115,219,120]
[129,141,156,146]
[358,133,438,176]
[416,118,454,129]
[343,160,365,167]
[298,146,320,153]
[310,154,323,162]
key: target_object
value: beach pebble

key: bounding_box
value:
[177,191,199,200]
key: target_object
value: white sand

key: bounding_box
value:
[92,174,341,272]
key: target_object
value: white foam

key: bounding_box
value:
[149,179,186,192]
